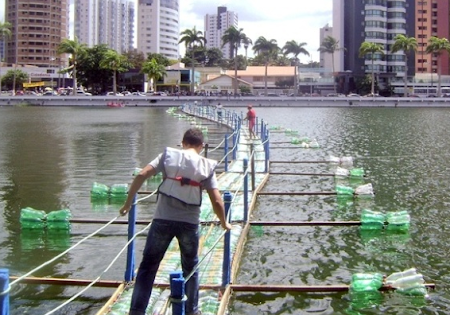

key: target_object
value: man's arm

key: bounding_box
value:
[207,188,232,230]
[119,164,157,216]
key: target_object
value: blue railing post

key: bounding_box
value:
[222,191,232,287]
[260,119,264,139]
[224,134,229,172]
[243,159,249,222]
[125,196,137,282]
[170,271,185,315]
[0,268,9,315]
[265,129,270,173]
[232,131,237,160]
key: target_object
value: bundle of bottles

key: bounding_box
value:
[350,268,427,297]
[335,183,374,197]
[20,207,72,230]
[90,182,129,201]
[360,209,411,231]
[291,136,320,148]
[335,167,365,178]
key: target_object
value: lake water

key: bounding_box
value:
[1,105,450,315]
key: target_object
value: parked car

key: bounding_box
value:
[347,93,361,97]
[107,92,124,96]
[149,91,167,96]
[77,90,92,96]
[131,92,146,96]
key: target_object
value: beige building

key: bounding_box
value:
[225,66,296,94]
[5,0,70,68]
[199,74,251,95]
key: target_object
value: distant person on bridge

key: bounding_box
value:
[244,104,257,139]
[119,128,232,315]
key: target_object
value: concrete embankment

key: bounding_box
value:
[1,95,450,107]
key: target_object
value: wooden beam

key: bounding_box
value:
[270,160,330,164]
[269,172,335,176]
[9,276,123,288]
[257,192,337,196]
[230,283,436,292]
[250,221,361,226]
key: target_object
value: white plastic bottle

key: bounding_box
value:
[385,268,417,284]
[391,274,424,289]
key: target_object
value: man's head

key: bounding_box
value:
[182,128,204,150]
[247,105,252,109]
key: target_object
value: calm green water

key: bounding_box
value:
[1,106,450,314]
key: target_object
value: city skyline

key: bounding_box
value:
[1,0,333,62]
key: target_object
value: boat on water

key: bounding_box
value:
[107,101,125,108]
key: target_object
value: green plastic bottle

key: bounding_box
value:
[350,168,365,177]
[291,138,300,144]
[386,211,410,231]
[360,209,385,230]
[20,207,46,229]
[336,185,354,195]
[91,182,109,199]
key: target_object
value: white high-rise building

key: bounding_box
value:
[136,0,180,60]
[75,0,134,53]
[319,23,334,75]
[204,6,238,60]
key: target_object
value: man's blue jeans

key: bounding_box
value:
[129,219,200,315]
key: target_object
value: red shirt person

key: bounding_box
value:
[245,105,257,139]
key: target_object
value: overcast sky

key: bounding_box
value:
[179,0,333,62]
[1,0,333,62]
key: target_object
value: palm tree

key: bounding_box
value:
[282,40,309,96]
[391,35,418,97]
[425,36,450,97]
[252,36,278,96]
[0,21,12,94]
[359,41,385,96]
[243,35,253,60]
[141,58,167,92]
[57,37,87,95]
[179,27,206,94]
[222,26,248,97]
[318,35,344,93]
[99,49,131,94]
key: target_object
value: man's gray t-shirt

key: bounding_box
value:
[149,152,218,224]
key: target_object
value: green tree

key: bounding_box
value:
[205,48,225,67]
[318,36,344,92]
[146,53,171,67]
[123,49,146,70]
[0,21,12,93]
[141,58,167,92]
[425,36,450,97]
[222,26,249,97]
[252,36,279,96]
[359,41,385,95]
[282,40,309,96]
[57,37,87,95]
[2,69,28,90]
[99,49,132,94]
[391,34,418,97]
[179,27,206,94]
[76,44,113,94]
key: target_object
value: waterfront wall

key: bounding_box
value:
[2,95,450,107]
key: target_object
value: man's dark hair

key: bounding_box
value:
[182,128,204,146]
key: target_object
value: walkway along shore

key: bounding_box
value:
[2,95,450,107]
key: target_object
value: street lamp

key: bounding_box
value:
[50,57,55,89]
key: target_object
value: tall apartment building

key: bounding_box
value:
[204,6,238,60]
[5,0,70,67]
[416,0,450,75]
[75,0,134,53]
[319,23,334,75]
[136,0,180,60]
[333,0,415,85]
